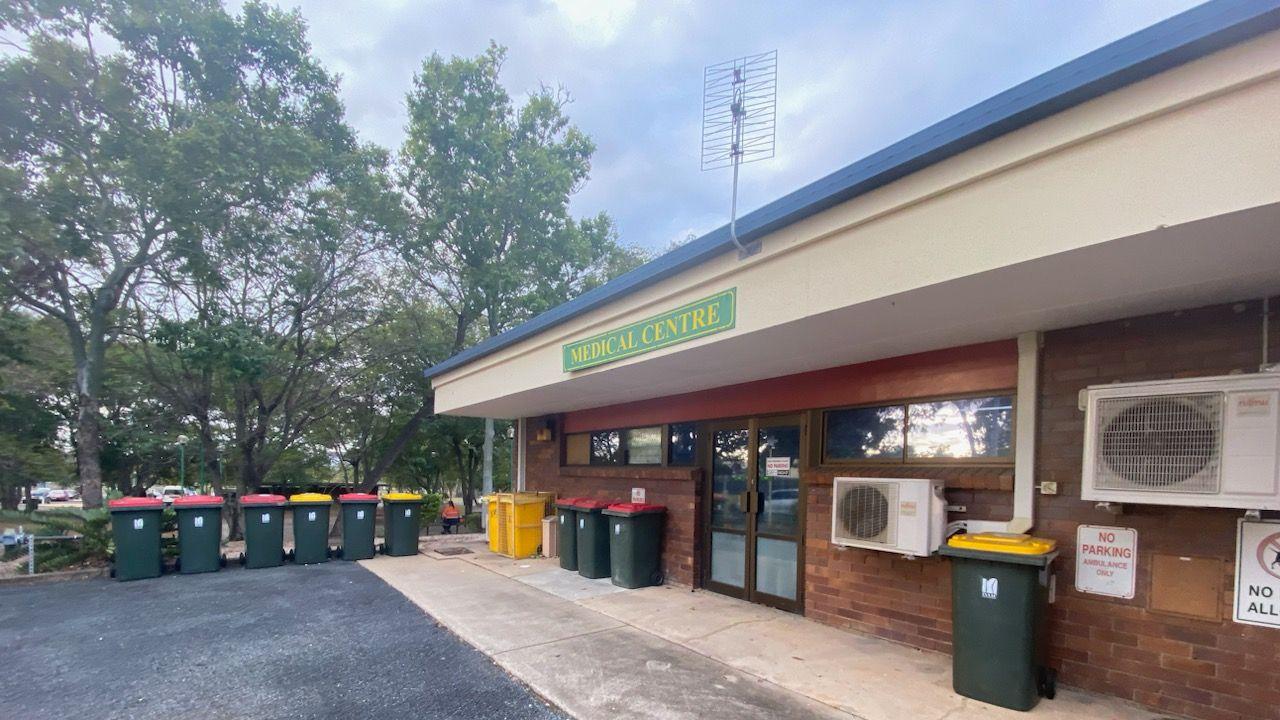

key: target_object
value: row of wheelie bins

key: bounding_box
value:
[106,491,426,581]
[553,498,665,589]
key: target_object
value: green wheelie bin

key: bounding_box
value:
[603,503,665,588]
[107,497,165,581]
[173,495,224,574]
[573,499,613,579]
[382,492,422,556]
[240,494,287,568]
[939,533,1059,711]
[289,493,333,565]
[554,497,584,571]
[338,493,379,560]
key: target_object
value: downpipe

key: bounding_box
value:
[961,331,1040,535]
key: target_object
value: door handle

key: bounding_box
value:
[740,491,758,514]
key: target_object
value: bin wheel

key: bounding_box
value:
[651,571,664,586]
[219,553,228,568]
[331,546,338,559]
[286,548,295,562]
[109,567,116,579]
[173,558,180,573]
[1038,667,1057,699]
[239,552,246,566]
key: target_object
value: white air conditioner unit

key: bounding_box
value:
[1081,373,1280,510]
[830,477,946,557]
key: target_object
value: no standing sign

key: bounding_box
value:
[1234,519,1280,628]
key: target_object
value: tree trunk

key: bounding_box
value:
[75,390,104,508]
[358,397,434,492]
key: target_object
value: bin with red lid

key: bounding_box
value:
[603,503,666,588]
[553,497,585,571]
[337,492,379,560]
[573,499,616,579]
[107,497,165,581]
[173,495,225,574]
[240,494,287,569]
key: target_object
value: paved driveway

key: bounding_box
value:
[0,562,563,720]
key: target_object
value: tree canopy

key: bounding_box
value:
[0,0,647,516]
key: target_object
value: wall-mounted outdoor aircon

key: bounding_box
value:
[1081,373,1280,510]
[830,477,946,557]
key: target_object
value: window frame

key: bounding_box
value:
[819,391,1017,467]
[562,422,702,468]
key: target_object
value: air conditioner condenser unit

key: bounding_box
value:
[830,477,947,557]
[1081,373,1280,510]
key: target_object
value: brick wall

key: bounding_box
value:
[804,298,1280,720]
[523,421,702,586]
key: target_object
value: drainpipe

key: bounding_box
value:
[963,331,1040,535]
[516,418,527,492]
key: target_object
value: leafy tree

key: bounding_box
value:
[0,0,361,507]
[355,44,645,496]
[0,310,71,509]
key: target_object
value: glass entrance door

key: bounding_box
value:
[704,415,805,612]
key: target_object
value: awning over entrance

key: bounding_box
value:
[429,23,1280,420]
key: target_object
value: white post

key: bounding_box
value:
[27,532,35,575]
[483,418,494,496]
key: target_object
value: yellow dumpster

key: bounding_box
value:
[487,495,502,553]
[486,492,552,559]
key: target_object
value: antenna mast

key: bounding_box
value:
[702,50,777,259]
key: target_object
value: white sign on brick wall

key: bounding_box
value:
[1234,519,1280,628]
[631,487,645,504]
[1075,525,1137,599]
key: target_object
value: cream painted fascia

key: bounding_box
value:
[432,30,1280,416]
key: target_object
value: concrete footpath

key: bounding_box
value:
[361,538,1168,720]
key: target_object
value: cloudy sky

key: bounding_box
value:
[274,0,1201,253]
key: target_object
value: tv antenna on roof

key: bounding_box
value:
[701,50,777,259]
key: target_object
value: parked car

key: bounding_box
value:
[46,489,70,502]
[159,486,190,504]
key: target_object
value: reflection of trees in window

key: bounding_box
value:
[907,396,1012,459]
[713,429,749,489]
[668,422,698,465]
[590,431,621,464]
[825,406,904,461]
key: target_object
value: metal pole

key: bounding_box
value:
[178,443,185,486]
[27,532,35,575]
[199,440,205,488]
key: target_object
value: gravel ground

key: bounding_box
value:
[0,561,563,720]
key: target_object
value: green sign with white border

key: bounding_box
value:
[562,288,736,372]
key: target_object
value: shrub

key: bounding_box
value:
[0,508,112,572]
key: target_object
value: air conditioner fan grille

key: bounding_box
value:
[1094,393,1221,493]
[836,482,896,545]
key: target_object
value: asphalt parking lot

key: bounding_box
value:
[0,562,563,720]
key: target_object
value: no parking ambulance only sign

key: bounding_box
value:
[1234,519,1280,628]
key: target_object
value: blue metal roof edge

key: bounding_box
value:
[424,0,1280,381]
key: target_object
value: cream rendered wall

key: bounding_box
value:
[432,30,1280,416]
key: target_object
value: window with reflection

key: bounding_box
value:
[823,394,1014,464]
[668,422,698,465]
[907,396,1013,460]
[590,430,621,464]
[624,427,662,465]
[824,405,904,461]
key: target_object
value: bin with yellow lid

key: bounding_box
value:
[940,532,1059,711]
[288,493,333,565]
[382,492,423,556]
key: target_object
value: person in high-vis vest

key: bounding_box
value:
[440,500,461,534]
